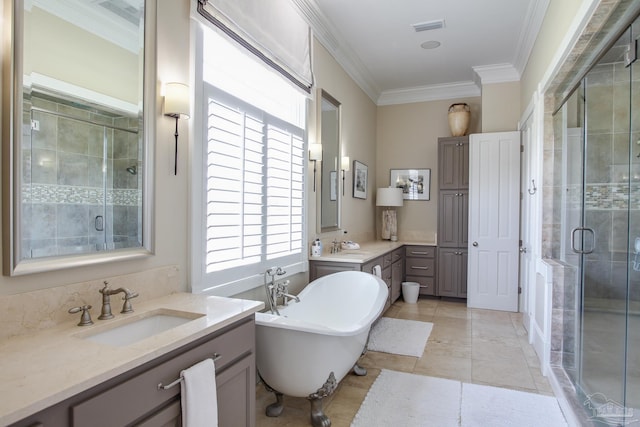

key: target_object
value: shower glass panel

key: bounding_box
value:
[579,24,631,412]
[627,15,640,412]
[22,94,142,258]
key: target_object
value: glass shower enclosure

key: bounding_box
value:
[553,15,640,424]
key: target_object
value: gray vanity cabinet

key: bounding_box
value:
[437,248,468,298]
[404,245,436,296]
[10,317,256,427]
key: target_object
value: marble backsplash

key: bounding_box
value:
[0,265,183,341]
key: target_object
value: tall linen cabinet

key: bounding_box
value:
[437,136,468,298]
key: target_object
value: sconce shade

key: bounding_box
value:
[341,156,350,171]
[309,143,322,161]
[376,187,403,207]
[164,82,191,118]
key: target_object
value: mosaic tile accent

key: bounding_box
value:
[23,184,141,206]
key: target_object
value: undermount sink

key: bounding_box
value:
[78,309,204,347]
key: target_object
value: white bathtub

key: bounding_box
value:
[255,270,388,398]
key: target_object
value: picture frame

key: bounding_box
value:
[330,171,337,201]
[390,168,431,200]
[353,160,368,199]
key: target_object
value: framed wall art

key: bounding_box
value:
[390,168,431,200]
[353,160,368,199]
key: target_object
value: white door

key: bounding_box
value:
[468,131,521,312]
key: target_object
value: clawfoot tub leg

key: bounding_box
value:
[260,376,285,417]
[307,372,337,427]
[352,363,367,376]
[266,391,285,417]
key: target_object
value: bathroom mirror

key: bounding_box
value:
[319,90,341,232]
[2,0,157,275]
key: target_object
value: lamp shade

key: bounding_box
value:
[164,82,191,118]
[376,187,403,207]
[309,143,322,161]
[341,156,350,171]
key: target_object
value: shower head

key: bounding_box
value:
[126,165,137,175]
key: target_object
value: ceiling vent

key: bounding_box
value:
[412,19,445,33]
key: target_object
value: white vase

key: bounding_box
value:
[448,103,470,136]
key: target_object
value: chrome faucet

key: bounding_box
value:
[330,239,341,254]
[276,280,300,306]
[98,281,139,320]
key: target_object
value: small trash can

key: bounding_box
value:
[402,281,420,303]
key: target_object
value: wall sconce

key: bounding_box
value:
[164,82,191,175]
[309,143,322,192]
[341,156,350,195]
[376,187,404,241]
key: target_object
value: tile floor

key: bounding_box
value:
[255,297,555,426]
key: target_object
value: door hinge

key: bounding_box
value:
[625,40,637,67]
[518,286,522,294]
[519,239,523,247]
[520,145,524,153]
[31,119,40,131]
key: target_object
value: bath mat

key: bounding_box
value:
[367,317,432,357]
[351,369,568,427]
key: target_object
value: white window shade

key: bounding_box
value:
[197,0,313,92]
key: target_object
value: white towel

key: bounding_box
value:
[180,358,218,427]
[372,264,382,278]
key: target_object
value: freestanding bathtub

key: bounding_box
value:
[255,270,388,427]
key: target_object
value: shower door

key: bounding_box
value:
[569,16,640,423]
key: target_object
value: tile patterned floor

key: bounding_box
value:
[255,298,554,426]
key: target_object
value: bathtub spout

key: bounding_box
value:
[281,292,300,305]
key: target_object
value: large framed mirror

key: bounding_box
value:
[2,0,156,275]
[319,89,341,232]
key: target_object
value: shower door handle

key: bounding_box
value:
[571,227,595,254]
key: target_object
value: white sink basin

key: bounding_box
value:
[78,309,204,347]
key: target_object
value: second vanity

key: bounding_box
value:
[1,293,263,427]
[309,241,438,310]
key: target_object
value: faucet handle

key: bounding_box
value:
[99,280,110,294]
[68,305,94,326]
[121,292,139,314]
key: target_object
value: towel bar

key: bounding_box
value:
[157,353,221,390]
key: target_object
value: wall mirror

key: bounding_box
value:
[319,89,341,232]
[2,0,156,275]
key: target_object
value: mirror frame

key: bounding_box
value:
[1,0,157,276]
[317,89,341,233]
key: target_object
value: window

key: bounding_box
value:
[191,23,307,296]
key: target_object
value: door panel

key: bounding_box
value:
[467,132,520,311]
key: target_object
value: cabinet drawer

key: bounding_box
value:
[391,247,404,263]
[405,246,435,258]
[405,258,434,277]
[72,319,254,427]
[382,253,392,269]
[405,276,435,296]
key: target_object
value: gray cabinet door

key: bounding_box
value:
[438,248,467,298]
[438,137,469,189]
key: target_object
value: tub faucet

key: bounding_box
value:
[276,280,299,306]
[98,281,139,320]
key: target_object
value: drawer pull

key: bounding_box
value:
[411,266,430,270]
[410,251,430,255]
[157,353,221,390]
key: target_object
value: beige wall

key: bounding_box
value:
[0,0,191,296]
[376,98,481,242]
[309,40,378,245]
[520,0,583,111]
[481,81,520,132]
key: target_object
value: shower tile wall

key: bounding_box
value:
[21,95,141,259]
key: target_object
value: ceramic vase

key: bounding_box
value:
[448,103,470,136]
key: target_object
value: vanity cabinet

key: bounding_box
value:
[404,245,436,296]
[391,248,404,303]
[438,248,468,298]
[10,317,256,427]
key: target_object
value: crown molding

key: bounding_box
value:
[377,81,481,106]
[473,63,520,86]
[514,0,550,74]
[291,0,381,102]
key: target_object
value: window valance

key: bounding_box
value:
[197,0,313,93]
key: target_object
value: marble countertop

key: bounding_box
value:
[0,292,264,425]
[309,240,437,264]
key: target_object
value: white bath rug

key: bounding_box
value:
[351,369,568,427]
[367,317,433,357]
[460,382,567,427]
[351,369,461,427]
